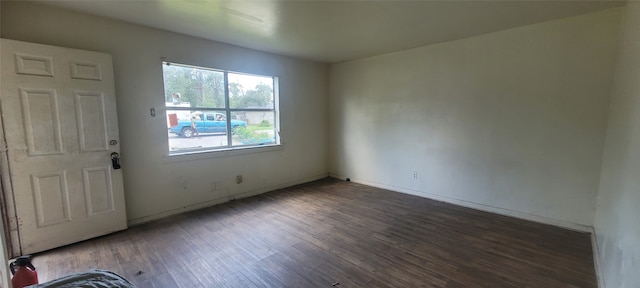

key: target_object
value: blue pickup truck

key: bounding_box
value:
[169,112,247,138]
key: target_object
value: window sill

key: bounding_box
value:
[163,144,283,163]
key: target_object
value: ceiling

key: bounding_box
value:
[35,0,625,63]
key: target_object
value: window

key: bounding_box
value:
[163,62,279,155]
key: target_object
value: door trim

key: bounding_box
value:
[0,108,21,257]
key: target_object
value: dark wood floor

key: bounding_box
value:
[31,178,597,287]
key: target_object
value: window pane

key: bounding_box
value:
[164,64,225,108]
[163,62,279,155]
[232,111,276,145]
[228,73,274,109]
[167,110,230,152]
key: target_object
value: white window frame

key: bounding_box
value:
[163,62,280,156]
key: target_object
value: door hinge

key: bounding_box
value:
[0,141,7,152]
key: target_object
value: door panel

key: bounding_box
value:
[20,88,63,156]
[75,91,108,152]
[31,171,70,227]
[83,166,114,216]
[1,39,127,255]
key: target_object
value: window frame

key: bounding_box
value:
[163,61,280,156]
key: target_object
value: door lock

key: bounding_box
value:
[111,152,121,169]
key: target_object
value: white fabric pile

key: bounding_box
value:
[27,269,135,288]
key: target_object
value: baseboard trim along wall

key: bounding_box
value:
[329,174,592,233]
[128,173,329,226]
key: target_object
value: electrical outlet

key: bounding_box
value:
[236,175,243,184]
[412,172,418,180]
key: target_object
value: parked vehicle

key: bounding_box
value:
[169,112,246,138]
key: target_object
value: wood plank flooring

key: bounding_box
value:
[29,178,597,287]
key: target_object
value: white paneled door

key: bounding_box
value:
[0,39,126,255]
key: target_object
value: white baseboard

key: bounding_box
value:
[329,173,592,232]
[128,173,329,226]
[591,227,606,288]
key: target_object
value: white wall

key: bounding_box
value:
[0,1,329,223]
[329,8,622,228]
[594,2,640,287]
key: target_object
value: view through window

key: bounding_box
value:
[163,62,279,154]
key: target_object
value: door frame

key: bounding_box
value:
[0,107,21,258]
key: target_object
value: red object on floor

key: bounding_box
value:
[10,256,38,288]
